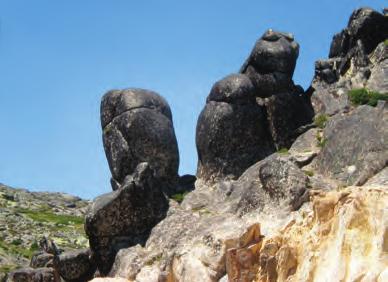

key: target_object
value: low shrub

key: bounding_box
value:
[347,88,388,107]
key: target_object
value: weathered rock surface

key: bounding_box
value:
[6,267,59,282]
[314,102,387,185]
[196,30,313,182]
[196,74,274,181]
[101,88,179,189]
[252,186,388,282]
[311,7,388,115]
[240,30,299,97]
[85,163,168,275]
[53,248,95,282]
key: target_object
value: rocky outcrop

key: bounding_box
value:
[85,163,168,275]
[101,88,179,190]
[252,186,388,282]
[0,184,89,278]
[314,102,388,186]
[53,249,95,282]
[5,267,59,282]
[310,7,388,115]
[196,30,313,182]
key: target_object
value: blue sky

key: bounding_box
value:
[0,0,386,199]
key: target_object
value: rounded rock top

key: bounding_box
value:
[207,74,256,104]
[249,29,299,75]
[101,88,173,128]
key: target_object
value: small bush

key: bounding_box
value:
[277,148,289,155]
[316,132,328,148]
[171,192,188,203]
[347,88,388,107]
[385,39,388,46]
[303,170,315,177]
[11,239,22,246]
[314,114,328,129]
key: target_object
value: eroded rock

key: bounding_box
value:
[101,88,179,189]
[85,163,168,275]
[314,102,388,185]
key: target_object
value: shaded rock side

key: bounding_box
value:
[310,7,388,115]
[101,88,179,189]
[85,163,168,275]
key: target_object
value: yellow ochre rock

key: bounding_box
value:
[251,186,388,282]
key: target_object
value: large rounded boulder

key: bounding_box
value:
[196,74,275,182]
[101,88,179,189]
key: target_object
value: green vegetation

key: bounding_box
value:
[0,238,36,259]
[314,114,328,129]
[303,170,315,177]
[347,88,388,107]
[30,241,39,252]
[277,148,289,155]
[10,239,22,246]
[171,192,188,203]
[15,208,84,226]
[316,132,328,148]
[384,39,388,46]
[0,264,17,274]
[145,253,163,266]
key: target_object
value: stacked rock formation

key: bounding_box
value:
[7,7,387,282]
[85,89,179,275]
[310,7,388,115]
[100,89,179,190]
[196,30,314,182]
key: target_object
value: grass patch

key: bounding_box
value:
[0,264,17,274]
[277,148,289,155]
[384,39,388,46]
[171,192,188,203]
[15,208,84,226]
[303,170,314,177]
[145,253,163,266]
[314,114,328,129]
[347,88,388,107]
[316,132,328,148]
[0,238,35,259]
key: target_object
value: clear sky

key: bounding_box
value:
[0,0,386,199]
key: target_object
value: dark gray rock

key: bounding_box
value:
[311,8,388,116]
[240,29,299,97]
[242,29,299,77]
[196,98,274,182]
[329,7,388,57]
[53,249,95,282]
[235,154,310,214]
[207,74,256,104]
[314,102,388,185]
[101,88,179,189]
[85,163,168,275]
[30,252,54,268]
[264,92,314,149]
[6,268,59,282]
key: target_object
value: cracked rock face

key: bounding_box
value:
[85,163,168,275]
[101,88,179,189]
